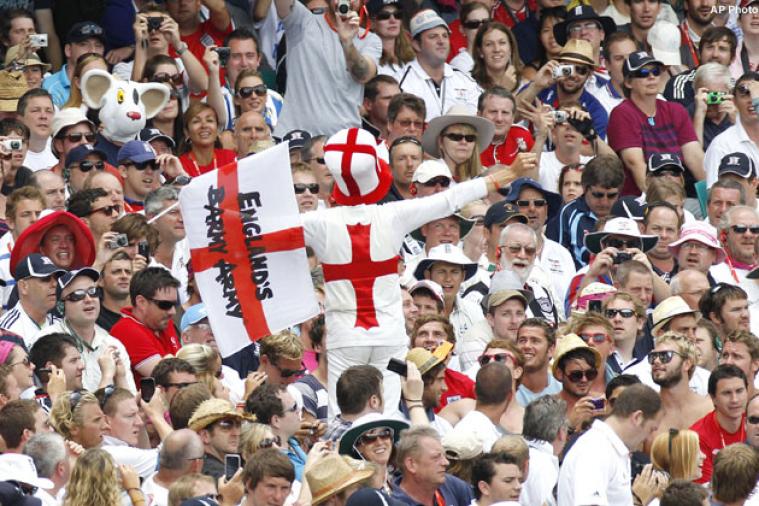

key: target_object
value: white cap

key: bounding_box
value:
[647,22,682,66]
[0,454,54,490]
[412,160,453,183]
[51,107,94,139]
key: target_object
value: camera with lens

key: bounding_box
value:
[337,0,351,14]
[213,47,231,66]
[106,233,129,250]
[147,16,163,31]
[30,34,47,47]
[1,139,22,151]
[706,91,726,105]
[613,252,632,265]
[551,110,568,124]
[552,64,573,79]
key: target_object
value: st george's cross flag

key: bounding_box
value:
[179,143,319,357]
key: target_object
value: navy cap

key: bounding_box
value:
[623,51,664,77]
[13,254,66,281]
[0,481,42,506]
[366,0,400,16]
[58,267,99,292]
[611,196,646,221]
[483,200,528,228]
[647,153,685,174]
[500,177,563,222]
[139,128,176,149]
[65,144,107,168]
[66,21,105,44]
[718,152,756,179]
[117,140,156,165]
[282,130,311,151]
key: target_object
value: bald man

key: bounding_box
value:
[671,270,710,311]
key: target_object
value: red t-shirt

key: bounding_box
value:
[447,19,466,63]
[480,124,534,168]
[606,98,697,197]
[690,410,746,484]
[111,307,181,383]
[436,368,476,412]
[170,19,233,85]
[179,148,238,177]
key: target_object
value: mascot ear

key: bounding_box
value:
[81,69,114,110]
[138,83,171,119]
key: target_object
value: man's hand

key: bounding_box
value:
[401,361,424,402]
[632,464,667,505]
[334,9,360,44]
[243,370,267,399]
[567,396,596,430]
[218,468,245,506]
[156,153,186,181]
[629,248,652,270]
[133,14,148,45]
[160,16,183,49]
[719,94,737,123]
[532,60,559,90]
[587,247,617,278]
[98,347,117,382]
[47,364,67,401]
[141,385,167,422]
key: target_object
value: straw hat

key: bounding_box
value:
[4,45,51,72]
[551,333,602,378]
[556,39,596,68]
[306,453,375,505]
[0,70,28,112]
[406,347,445,375]
[651,296,699,335]
[188,398,254,431]
[421,104,495,158]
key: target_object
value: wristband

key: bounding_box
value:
[176,43,188,56]
[489,175,501,190]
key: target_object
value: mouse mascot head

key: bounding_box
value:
[81,69,170,144]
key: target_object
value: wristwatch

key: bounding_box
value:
[176,42,188,56]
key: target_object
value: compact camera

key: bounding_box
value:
[29,34,47,48]
[551,110,568,124]
[147,16,164,32]
[1,139,22,151]
[706,91,726,105]
[613,252,633,264]
[213,47,231,66]
[107,233,129,250]
[552,64,573,79]
[337,0,351,15]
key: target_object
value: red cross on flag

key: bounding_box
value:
[179,143,319,357]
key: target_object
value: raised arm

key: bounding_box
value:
[334,11,377,84]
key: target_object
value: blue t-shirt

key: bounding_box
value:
[536,84,609,141]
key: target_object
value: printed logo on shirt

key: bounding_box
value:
[200,33,215,47]
[454,87,470,99]
[537,295,555,314]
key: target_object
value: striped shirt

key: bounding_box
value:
[546,196,598,269]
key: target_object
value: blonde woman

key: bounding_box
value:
[650,429,705,482]
[64,448,142,506]
[240,422,282,462]
[49,390,110,449]
[176,343,231,402]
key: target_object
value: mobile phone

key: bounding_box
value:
[588,300,602,313]
[147,16,163,31]
[37,368,51,375]
[138,240,150,259]
[225,454,241,480]
[213,47,230,66]
[591,397,606,410]
[140,377,155,403]
[387,358,408,377]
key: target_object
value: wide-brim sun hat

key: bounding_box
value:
[307,454,376,506]
[551,333,602,378]
[421,105,495,158]
[651,296,700,334]
[584,217,658,255]
[413,244,478,281]
[552,4,616,46]
[187,398,254,431]
[668,222,726,265]
[410,213,475,243]
[338,412,410,459]
[500,177,563,222]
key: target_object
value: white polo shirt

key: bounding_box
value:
[558,420,632,506]
[704,121,759,186]
[0,301,59,349]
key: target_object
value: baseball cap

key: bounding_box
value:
[487,289,528,310]
[623,51,664,77]
[139,127,176,148]
[412,160,453,184]
[58,267,99,292]
[408,279,445,307]
[180,303,208,332]
[51,108,94,139]
[365,0,400,16]
[64,144,107,168]
[647,22,681,66]
[718,152,755,179]
[117,140,156,165]
[647,153,685,175]
[13,254,66,281]
[66,21,105,45]
[483,201,528,228]
[610,196,646,221]
[410,9,449,38]
[282,130,311,151]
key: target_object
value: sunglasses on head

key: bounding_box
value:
[63,286,100,302]
[152,72,183,86]
[69,389,84,411]
[731,224,759,234]
[76,160,105,172]
[516,199,547,208]
[444,132,477,143]
[590,190,619,200]
[478,352,516,366]
[602,237,641,250]
[632,66,662,78]
[579,332,608,344]
[8,480,37,496]
[647,350,684,365]
[463,18,489,29]
[149,297,177,310]
[294,183,319,194]
[89,204,121,217]
[421,176,451,188]
[605,308,636,318]
[376,9,401,20]
[238,84,267,98]
[259,435,282,448]
[61,132,96,143]
[357,427,394,445]
[566,368,598,382]
[99,383,117,409]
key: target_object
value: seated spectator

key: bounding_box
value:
[470,452,523,505]
[178,103,237,178]
[322,365,384,442]
[660,479,709,506]
[710,443,759,506]
[63,448,143,506]
[141,429,206,506]
[305,452,376,505]
[240,448,295,506]
[650,429,704,481]
[23,432,70,504]
[187,398,250,481]
[0,399,47,453]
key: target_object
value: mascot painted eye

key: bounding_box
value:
[116,88,125,104]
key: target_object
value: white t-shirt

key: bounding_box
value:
[23,138,58,171]
[521,440,559,506]
[538,151,593,193]
[141,472,169,506]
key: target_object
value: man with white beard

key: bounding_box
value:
[494,223,564,327]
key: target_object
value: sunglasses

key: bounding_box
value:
[463,18,489,29]
[376,9,401,20]
[396,119,424,130]
[390,136,423,151]
[238,84,267,98]
[10,356,31,367]
[8,480,37,496]
[129,161,159,171]
[566,368,598,382]
[736,83,754,97]
[605,308,636,319]
[69,389,84,411]
[164,380,198,389]
[294,183,319,194]
[89,204,122,217]
[63,286,100,302]
[277,363,306,379]
[152,72,184,86]
[579,333,608,344]
[149,298,177,310]
[731,224,759,234]
[357,427,394,445]
[516,199,547,208]
[216,418,242,430]
[647,350,684,365]
[505,244,537,256]
[76,160,105,172]
[443,133,477,143]
[748,416,759,424]
[61,132,96,143]
[99,383,117,409]
[632,67,662,78]
[602,238,641,250]
[590,190,619,200]
[421,176,451,188]
[572,65,591,76]
[478,352,516,366]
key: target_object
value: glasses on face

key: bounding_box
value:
[605,308,636,319]
[516,199,547,208]
[463,18,489,29]
[647,350,684,365]
[152,72,183,86]
[164,380,198,389]
[357,427,394,445]
[735,83,754,97]
[294,183,319,194]
[748,416,759,424]
[10,356,31,368]
[632,67,662,79]
[89,204,122,217]
[149,298,177,311]
[730,224,759,235]
[396,119,424,130]
[590,190,619,200]
[276,362,306,379]
[63,286,100,302]
[238,85,267,98]
[75,160,105,172]
[8,480,37,496]
[61,132,96,143]
[572,65,591,76]
[568,21,600,33]
[443,133,477,143]
[579,333,609,344]
[259,435,282,448]
[566,368,598,382]
[681,241,709,251]
[215,418,242,430]
[376,9,401,20]
[504,243,537,256]
[602,237,641,250]
[478,352,516,366]
[421,176,451,188]
[129,161,159,172]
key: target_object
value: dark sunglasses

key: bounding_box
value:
[647,350,684,365]
[731,224,759,235]
[357,427,393,445]
[8,480,37,496]
[421,176,451,188]
[605,308,636,318]
[69,389,84,411]
[130,161,160,171]
[573,65,591,76]
[314,157,325,164]
[443,133,477,143]
[735,83,754,97]
[566,368,598,382]
[376,9,401,20]
[149,297,177,310]
[632,67,662,79]
[89,204,122,217]
[238,85,267,98]
[390,135,423,151]
[61,132,96,143]
[63,286,100,302]
[294,183,319,194]
[478,352,516,366]
[590,190,619,200]
[216,418,242,430]
[76,160,105,172]
[259,435,282,448]
[516,199,547,208]
[152,72,183,86]
[277,364,306,378]
[748,416,759,424]
[602,238,641,250]
[579,333,608,344]
[463,18,489,29]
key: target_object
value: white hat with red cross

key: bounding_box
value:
[323,128,392,206]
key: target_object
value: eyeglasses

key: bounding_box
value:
[568,21,600,33]
[590,190,619,200]
[259,435,282,448]
[129,161,160,172]
[504,243,537,256]
[238,85,267,98]
[566,368,598,382]
[605,308,636,319]
[748,416,759,424]
[647,350,685,365]
[632,67,662,79]
[680,241,710,251]
[516,199,547,208]
[164,381,198,389]
[376,9,401,20]
[63,286,100,302]
[75,160,105,172]
[579,333,609,344]
[294,183,319,194]
[215,418,242,430]
[357,427,394,445]
[602,238,641,250]
[478,352,516,366]
[149,298,178,310]
[420,176,451,188]
[10,356,31,368]
[60,132,96,143]
[8,480,37,496]
[443,133,477,143]
[89,204,122,217]
[730,224,759,235]
[463,18,489,29]
[152,72,184,86]
[396,119,424,130]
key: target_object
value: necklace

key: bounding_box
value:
[647,116,655,127]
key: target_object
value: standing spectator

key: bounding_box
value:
[386,93,426,145]
[96,252,133,332]
[322,365,384,442]
[520,395,567,506]
[477,87,534,168]
[17,89,56,171]
[691,63,736,150]
[165,0,232,78]
[0,187,43,307]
